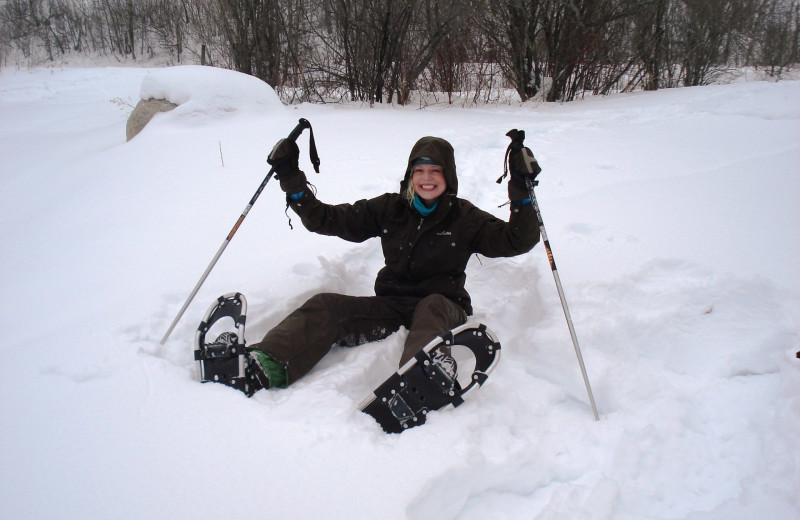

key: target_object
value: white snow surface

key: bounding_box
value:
[1,66,798,520]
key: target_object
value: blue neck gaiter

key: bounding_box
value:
[413,194,438,216]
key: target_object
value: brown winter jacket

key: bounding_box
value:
[282,137,540,314]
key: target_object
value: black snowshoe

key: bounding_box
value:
[360,323,501,433]
[194,292,256,396]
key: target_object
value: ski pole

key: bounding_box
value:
[505,130,600,421]
[160,118,317,345]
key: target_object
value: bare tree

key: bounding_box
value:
[391,0,473,104]
[629,0,672,90]
[672,0,759,86]
[216,0,284,85]
[309,0,471,104]
[758,0,799,76]
[483,0,546,101]
[311,0,414,103]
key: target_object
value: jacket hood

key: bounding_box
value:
[401,136,458,196]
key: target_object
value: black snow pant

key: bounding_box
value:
[247,293,468,385]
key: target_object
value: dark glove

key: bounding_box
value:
[508,145,541,190]
[268,138,300,180]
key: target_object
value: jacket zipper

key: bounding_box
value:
[408,217,425,273]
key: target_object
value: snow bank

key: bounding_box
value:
[139,65,287,125]
[0,67,798,520]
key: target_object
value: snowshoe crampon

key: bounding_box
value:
[360,323,501,433]
[194,292,254,395]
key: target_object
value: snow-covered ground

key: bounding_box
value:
[1,66,798,520]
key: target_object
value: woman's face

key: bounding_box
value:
[411,164,447,202]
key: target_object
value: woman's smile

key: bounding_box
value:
[412,165,446,202]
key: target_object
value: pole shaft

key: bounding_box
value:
[528,178,600,421]
[160,119,312,345]
[160,238,231,345]
[159,177,270,346]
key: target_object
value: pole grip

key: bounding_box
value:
[287,118,311,142]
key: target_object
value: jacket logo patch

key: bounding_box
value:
[437,231,452,236]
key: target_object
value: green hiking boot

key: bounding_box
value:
[246,350,289,394]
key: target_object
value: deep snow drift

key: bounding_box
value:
[1,66,798,520]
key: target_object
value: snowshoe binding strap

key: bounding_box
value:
[286,118,320,174]
[432,323,500,400]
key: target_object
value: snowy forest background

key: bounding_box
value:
[1,0,798,105]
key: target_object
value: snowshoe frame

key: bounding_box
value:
[193,292,248,393]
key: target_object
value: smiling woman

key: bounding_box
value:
[236,134,542,391]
